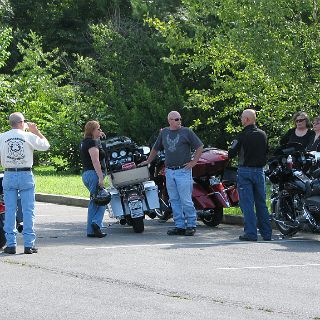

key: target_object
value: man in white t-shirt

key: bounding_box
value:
[0,112,50,254]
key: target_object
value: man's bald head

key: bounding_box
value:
[241,109,256,127]
[9,112,25,128]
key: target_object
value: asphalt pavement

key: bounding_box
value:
[0,202,320,320]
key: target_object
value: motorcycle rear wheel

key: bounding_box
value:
[201,207,223,227]
[274,196,300,236]
[132,217,144,233]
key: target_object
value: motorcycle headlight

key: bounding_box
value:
[120,150,126,157]
[111,151,118,159]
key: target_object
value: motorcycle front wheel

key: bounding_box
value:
[132,217,144,233]
[274,196,300,236]
[201,207,223,227]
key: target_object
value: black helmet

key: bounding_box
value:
[93,187,111,206]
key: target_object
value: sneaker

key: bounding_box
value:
[167,227,186,236]
[3,246,16,254]
[185,227,196,236]
[24,247,38,254]
[239,234,257,242]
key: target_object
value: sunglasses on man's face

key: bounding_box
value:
[171,118,182,122]
[295,118,306,123]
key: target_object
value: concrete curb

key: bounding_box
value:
[35,192,244,226]
[222,214,244,226]
[35,193,89,208]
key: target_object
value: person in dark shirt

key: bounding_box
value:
[80,120,107,238]
[228,109,272,241]
[307,116,320,151]
[141,111,203,236]
[280,112,313,149]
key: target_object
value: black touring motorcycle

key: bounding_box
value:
[102,136,160,233]
[266,143,320,236]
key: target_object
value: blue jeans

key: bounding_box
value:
[82,170,106,235]
[3,171,36,248]
[166,168,196,229]
[237,167,272,240]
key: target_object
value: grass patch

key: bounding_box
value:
[33,166,89,198]
[224,206,242,216]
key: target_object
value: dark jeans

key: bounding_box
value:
[237,166,272,240]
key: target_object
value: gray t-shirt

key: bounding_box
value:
[153,127,203,167]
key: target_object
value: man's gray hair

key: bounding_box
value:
[9,112,25,127]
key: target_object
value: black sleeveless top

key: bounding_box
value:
[80,138,106,172]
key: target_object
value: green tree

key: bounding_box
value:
[73,19,184,144]
[8,0,132,54]
[148,0,320,147]
[0,32,113,171]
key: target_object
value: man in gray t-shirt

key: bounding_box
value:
[143,111,203,236]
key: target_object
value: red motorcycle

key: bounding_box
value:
[150,148,239,227]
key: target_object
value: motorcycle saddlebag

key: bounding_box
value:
[143,181,160,210]
[108,188,124,218]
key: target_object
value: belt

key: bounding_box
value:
[5,167,32,172]
[167,165,185,170]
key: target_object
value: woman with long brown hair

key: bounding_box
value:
[80,120,107,238]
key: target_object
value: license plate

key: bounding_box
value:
[128,200,144,218]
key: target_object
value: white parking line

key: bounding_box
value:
[217,264,320,270]
[84,238,317,250]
